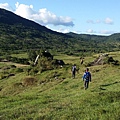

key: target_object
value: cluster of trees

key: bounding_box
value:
[26,50,66,75]
[85,54,120,67]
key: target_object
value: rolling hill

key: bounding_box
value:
[0,51,120,119]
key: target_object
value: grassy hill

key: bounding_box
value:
[0,51,120,120]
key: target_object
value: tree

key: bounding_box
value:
[28,50,37,62]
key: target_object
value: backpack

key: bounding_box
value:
[85,72,90,80]
[72,66,76,72]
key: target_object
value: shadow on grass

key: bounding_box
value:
[91,81,120,92]
[100,81,120,87]
[98,81,120,91]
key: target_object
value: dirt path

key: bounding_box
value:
[0,61,29,67]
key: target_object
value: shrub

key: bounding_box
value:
[22,76,38,86]
[15,68,24,73]
[10,65,16,68]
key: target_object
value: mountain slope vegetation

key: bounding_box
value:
[0,8,73,53]
[0,8,120,55]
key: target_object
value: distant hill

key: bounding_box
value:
[0,8,120,54]
[67,32,120,42]
[66,32,120,52]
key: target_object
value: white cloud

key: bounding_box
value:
[46,24,80,34]
[100,30,114,34]
[87,18,113,25]
[87,19,101,24]
[46,25,71,33]
[15,2,35,19]
[104,17,113,24]
[13,2,74,27]
[86,29,95,33]
[32,8,74,26]
[86,29,114,35]
[57,28,70,33]
[0,3,13,11]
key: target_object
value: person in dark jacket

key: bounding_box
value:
[82,68,91,89]
[72,64,76,78]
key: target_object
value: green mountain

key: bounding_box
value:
[0,8,120,54]
[0,8,73,52]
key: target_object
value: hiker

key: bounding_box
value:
[72,64,76,78]
[80,59,83,65]
[82,68,91,89]
[80,57,84,65]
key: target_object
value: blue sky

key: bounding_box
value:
[0,0,120,35]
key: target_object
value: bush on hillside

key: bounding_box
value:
[15,68,24,73]
[37,57,54,73]
[22,76,38,86]
[85,55,119,67]
[107,57,119,65]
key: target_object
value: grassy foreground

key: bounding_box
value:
[0,52,120,120]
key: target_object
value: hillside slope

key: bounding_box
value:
[0,51,120,119]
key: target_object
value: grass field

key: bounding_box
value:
[0,51,120,120]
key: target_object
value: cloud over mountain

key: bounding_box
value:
[0,3,13,11]
[0,2,74,27]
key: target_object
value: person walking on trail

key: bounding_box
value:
[72,64,76,78]
[80,57,84,65]
[82,68,91,90]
